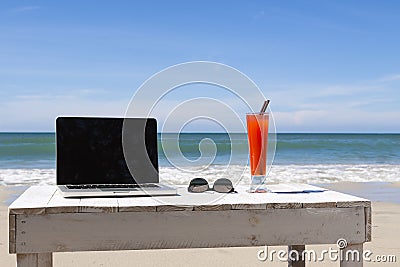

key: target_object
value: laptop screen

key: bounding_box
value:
[56,117,159,185]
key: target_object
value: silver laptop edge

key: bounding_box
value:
[58,184,177,198]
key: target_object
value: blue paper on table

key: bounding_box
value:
[267,184,328,194]
[274,189,327,194]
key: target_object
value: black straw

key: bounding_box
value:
[260,100,270,113]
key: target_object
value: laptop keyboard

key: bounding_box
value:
[66,184,160,189]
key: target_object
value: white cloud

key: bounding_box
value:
[2,70,400,133]
[379,74,400,82]
[2,92,399,132]
[264,73,400,132]
[274,108,400,132]
[0,96,129,131]
[11,6,41,13]
[253,10,265,20]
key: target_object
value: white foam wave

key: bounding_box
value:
[1,164,400,186]
[0,169,56,186]
[267,164,400,184]
[160,164,400,185]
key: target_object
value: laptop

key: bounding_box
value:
[56,117,177,197]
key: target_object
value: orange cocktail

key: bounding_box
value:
[246,113,269,192]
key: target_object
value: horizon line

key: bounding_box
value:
[1,131,400,134]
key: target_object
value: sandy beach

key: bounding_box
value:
[1,183,399,267]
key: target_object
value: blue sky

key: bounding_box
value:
[0,1,399,132]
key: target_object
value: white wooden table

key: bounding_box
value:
[9,184,371,267]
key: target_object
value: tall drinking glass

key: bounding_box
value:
[246,113,269,192]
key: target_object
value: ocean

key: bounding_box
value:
[1,133,399,186]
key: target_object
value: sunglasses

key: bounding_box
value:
[188,178,236,193]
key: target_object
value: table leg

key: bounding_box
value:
[17,253,52,267]
[340,243,363,267]
[288,245,305,267]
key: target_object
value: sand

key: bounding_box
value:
[1,183,399,266]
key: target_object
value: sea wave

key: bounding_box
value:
[1,164,400,186]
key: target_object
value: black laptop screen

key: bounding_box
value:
[56,117,159,185]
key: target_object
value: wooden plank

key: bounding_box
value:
[340,243,363,267]
[157,189,234,210]
[296,190,338,208]
[290,184,328,191]
[337,201,371,208]
[158,185,322,210]
[303,202,336,208]
[228,192,304,209]
[149,188,241,211]
[45,190,81,214]
[287,189,368,208]
[5,184,371,214]
[118,196,158,212]
[122,184,370,212]
[17,253,38,267]
[9,186,56,215]
[8,185,372,214]
[223,190,268,210]
[119,205,156,212]
[9,214,16,254]
[156,205,193,212]
[193,204,232,211]
[15,207,365,253]
[267,184,326,193]
[323,192,370,205]
[11,207,46,216]
[364,206,372,242]
[233,186,364,209]
[288,245,305,267]
[118,206,157,212]
[231,203,267,210]
[78,197,118,213]
[38,253,52,267]
[271,203,302,209]
[16,253,52,267]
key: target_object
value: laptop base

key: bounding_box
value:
[58,184,177,198]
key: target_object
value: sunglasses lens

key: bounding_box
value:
[188,178,209,193]
[213,178,234,193]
